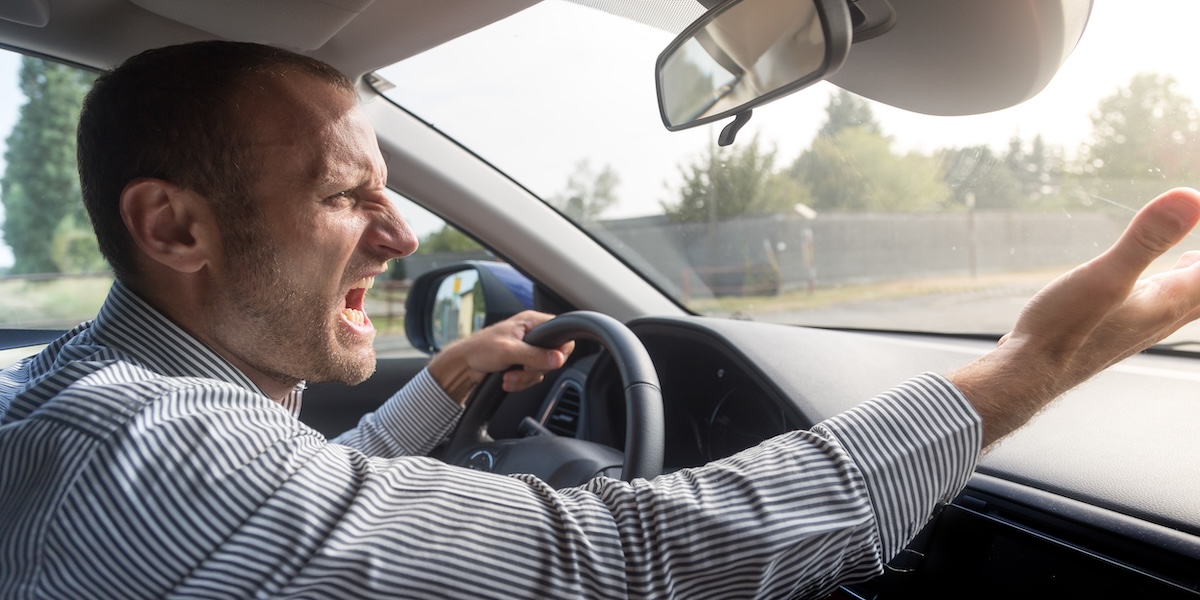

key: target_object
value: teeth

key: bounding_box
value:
[350,276,375,290]
[341,308,366,326]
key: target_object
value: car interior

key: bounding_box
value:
[1,0,1198,597]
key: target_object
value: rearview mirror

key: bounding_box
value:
[405,261,535,354]
[656,0,853,133]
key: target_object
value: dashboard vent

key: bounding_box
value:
[543,382,582,437]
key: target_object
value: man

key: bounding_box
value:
[1,40,1198,599]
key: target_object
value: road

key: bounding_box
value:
[760,283,1200,352]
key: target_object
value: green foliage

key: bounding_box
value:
[792,127,949,212]
[0,273,112,328]
[50,213,106,272]
[1084,73,1200,179]
[418,225,482,254]
[1,57,98,274]
[818,90,882,138]
[940,145,1024,210]
[548,160,619,222]
[1079,72,1200,207]
[662,135,811,223]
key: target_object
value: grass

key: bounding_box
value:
[0,274,114,328]
[688,268,1067,319]
[0,274,412,329]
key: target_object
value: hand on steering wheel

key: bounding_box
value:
[443,311,665,487]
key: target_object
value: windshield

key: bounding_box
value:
[379,0,1200,348]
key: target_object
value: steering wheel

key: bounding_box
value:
[443,311,664,487]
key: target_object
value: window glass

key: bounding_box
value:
[0,48,488,361]
[0,50,108,332]
[375,191,496,358]
[378,0,1200,350]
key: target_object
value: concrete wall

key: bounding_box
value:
[594,211,1134,296]
[400,211,1200,299]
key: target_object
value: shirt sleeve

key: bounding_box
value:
[48,372,979,599]
[329,367,463,457]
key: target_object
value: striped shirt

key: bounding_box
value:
[0,281,981,599]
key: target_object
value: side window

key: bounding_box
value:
[373,190,496,358]
[0,50,108,333]
[0,48,493,361]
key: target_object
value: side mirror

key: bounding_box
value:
[656,0,853,133]
[405,261,535,354]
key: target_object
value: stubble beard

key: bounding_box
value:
[219,232,377,389]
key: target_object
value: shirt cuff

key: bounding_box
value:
[811,372,982,562]
[351,368,464,457]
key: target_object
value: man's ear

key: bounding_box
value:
[119,178,216,274]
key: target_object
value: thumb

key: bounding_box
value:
[1101,188,1200,282]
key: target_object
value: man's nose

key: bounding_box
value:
[366,200,419,260]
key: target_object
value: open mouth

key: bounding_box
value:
[341,276,375,327]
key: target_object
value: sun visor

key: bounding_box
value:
[126,0,375,50]
[830,0,1092,116]
[0,0,49,27]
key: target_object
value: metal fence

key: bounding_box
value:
[593,211,1151,298]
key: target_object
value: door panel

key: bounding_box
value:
[300,356,430,438]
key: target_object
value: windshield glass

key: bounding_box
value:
[377,0,1200,349]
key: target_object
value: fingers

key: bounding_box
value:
[1100,188,1200,282]
[501,369,544,392]
[498,312,573,369]
[1174,250,1200,270]
[498,310,575,392]
[1013,189,1200,345]
[500,340,575,393]
[952,189,1200,448]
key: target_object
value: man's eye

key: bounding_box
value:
[325,191,354,206]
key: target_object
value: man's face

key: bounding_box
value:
[208,74,417,388]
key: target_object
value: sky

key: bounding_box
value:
[2,0,1200,264]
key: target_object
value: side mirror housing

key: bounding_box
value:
[404,261,535,354]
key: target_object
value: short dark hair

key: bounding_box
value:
[77,40,356,282]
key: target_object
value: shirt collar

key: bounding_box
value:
[91,280,304,416]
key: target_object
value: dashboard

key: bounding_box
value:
[492,316,1200,597]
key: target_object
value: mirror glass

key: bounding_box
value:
[657,0,849,130]
[431,269,485,349]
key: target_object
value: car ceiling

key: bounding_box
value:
[2,0,1090,117]
[0,0,541,76]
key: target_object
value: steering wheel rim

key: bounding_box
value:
[444,311,665,482]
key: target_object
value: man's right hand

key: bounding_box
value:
[427,310,575,406]
[950,187,1200,447]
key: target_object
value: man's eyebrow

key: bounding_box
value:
[306,157,355,189]
[311,162,380,193]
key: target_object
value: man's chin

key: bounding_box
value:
[316,345,377,386]
[338,363,376,386]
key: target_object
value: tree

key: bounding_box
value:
[418,225,482,254]
[791,127,949,212]
[941,145,1023,210]
[998,134,1069,209]
[818,89,882,138]
[1080,72,1200,204]
[50,212,108,272]
[1,57,98,274]
[547,160,619,222]
[662,135,811,223]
